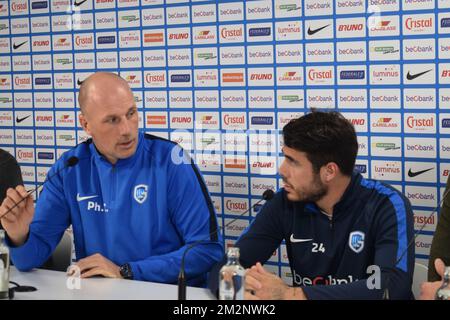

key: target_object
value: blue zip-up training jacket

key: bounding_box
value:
[210,173,415,299]
[9,132,223,287]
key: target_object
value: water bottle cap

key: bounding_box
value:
[227,247,240,258]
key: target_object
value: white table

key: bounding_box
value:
[8,267,215,300]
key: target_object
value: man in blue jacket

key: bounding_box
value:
[212,111,414,299]
[0,72,223,286]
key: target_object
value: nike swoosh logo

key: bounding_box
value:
[307,24,330,36]
[77,79,84,86]
[408,168,434,178]
[77,194,98,202]
[13,41,27,50]
[74,0,88,6]
[290,234,313,243]
[16,115,31,123]
[406,69,432,81]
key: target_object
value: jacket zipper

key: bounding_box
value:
[111,166,116,203]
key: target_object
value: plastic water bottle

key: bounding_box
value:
[219,247,245,300]
[0,230,10,299]
[436,266,450,300]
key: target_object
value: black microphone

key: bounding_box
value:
[177,189,275,300]
[382,186,450,299]
[0,156,79,221]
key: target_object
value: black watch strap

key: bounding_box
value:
[119,263,134,280]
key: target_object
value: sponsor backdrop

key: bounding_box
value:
[0,0,447,282]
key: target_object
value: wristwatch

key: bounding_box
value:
[119,263,134,280]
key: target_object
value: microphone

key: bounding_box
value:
[382,186,450,299]
[177,189,275,300]
[0,156,79,221]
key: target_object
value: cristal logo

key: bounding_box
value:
[14,77,30,85]
[405,17,432,30]
[75,35,93,46]
[224,115,245,125]
[225,200,247,211]
[172,117,191,123]
[338,24,363,32]
[12,2,28,12]
[406,116,434,128]
[17,150,33,160]
[221,27,242,39]
[146,74,165,83]
[308,69,332,81]
[168,33,189,40]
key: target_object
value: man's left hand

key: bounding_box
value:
[68,253,122,279]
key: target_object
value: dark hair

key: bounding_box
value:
[282,110,358,176]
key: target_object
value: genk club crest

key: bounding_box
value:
[134,184,148,204]
[349,231,365,253]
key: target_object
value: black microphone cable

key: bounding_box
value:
[178,189,275,300]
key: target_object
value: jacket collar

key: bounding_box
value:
[303,172,362,219]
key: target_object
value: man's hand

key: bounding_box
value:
[68,253,122,279]
[0,186,35,246]
[419,258,446,300]
[244,262,307,300]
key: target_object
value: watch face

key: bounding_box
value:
[120,264,132,279]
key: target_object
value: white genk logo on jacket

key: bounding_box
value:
[134,184,148,204]
[349,231,365,253]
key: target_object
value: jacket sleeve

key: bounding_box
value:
[8,160,70,271]
[128,148,223,286]
[428,177,450,281]
[303,189,415,300]
[208,193,285,295]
